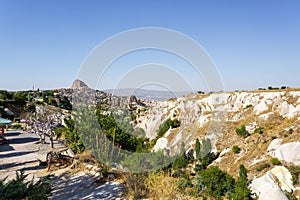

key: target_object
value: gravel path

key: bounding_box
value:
[0,130,64,181]
[0,130,125,199]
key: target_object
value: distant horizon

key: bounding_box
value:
[2,82,295,93]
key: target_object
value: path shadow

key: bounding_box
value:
[0,150,37,159]
[21,164,47,171]
[50,172,124,200]
[0,144,14,152]
[0,160,38,170]
[9,137,39,144]
[3,132,22,137]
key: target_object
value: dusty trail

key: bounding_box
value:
[0,130,125,199]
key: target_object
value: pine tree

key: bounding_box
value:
[232,164,252,200]
[195,138,200,161]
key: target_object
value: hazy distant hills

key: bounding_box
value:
[104,88,193,101]
[70,79,193,101]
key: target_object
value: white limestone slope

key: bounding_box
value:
[268,140,300,165]
[250,171,289,200]
[136,90,300,144]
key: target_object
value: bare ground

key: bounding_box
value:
[0,130,125,199]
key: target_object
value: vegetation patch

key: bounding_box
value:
[289,166,300,185]
[256,163,271,171]
[232,145,241,154]
[0,171,53,200]
[271,158,281,165]
[236,125,250,138]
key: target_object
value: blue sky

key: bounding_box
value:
[0,0,299,91]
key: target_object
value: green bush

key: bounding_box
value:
[197,166,235,199]
[13,91,27,106]
[172,144,190,170]
[232,146,241,154]
[64,117,85,154]
[245,104,252,109]
[9,124,22,130]
[284,191,297,200]
[254,127,264,134]
[271,158,281,165]
[58,96,72,110]
[236,125,250,138]
[289,166,300,185]
[0,171,53,200]
[231,165,252,200]
[24,104,36,113]
[151,118,181,147]
[256,163,270,171]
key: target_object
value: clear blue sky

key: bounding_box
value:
[1,0,299,91]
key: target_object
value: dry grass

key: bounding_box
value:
[145,171,181,200]
[123,173,148,200]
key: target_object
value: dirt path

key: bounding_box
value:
[0,130,125,199]
[0,130,64,181]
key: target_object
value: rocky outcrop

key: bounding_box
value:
[135,91,300,149]
[71,79,88,89]
[250,171,289,200]
[268,140,300,165]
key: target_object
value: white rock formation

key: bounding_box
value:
[267,139,283,152]
[250,172,289,200]
[270,166,294,192]
[268,141,300,165]
[153,138,168,151]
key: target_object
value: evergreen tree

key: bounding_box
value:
[231,164,252,200]
[195,138,200,161]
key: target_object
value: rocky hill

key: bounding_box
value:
[133,89,300,199]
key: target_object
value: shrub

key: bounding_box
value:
[271,158,281,165]
[245,104,252,109]
[124,173,148,200]
[12,91,27,106]
[0,171,53,200]
[172,152,190,170]
[256,163,270,171]
[254,127,264,134]
[236,125,250,138]
[289,166,300,185]
[24,103,36,113]
[151,118,181,146]
[284,191,297,200]
[231,165,252,200]
[9,124,22,130]
[194,138,213,167]
[232,146,241,154]
[281,86,287,90]
[64,117,85,154]
[197,166,235,199]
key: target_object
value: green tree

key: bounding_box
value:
[198,166,235,199]
[13,91,27,106]
[231,164,252,200]
[172,143,189,170]
[200,138,213,167]
[59,96,72,110]
[64,117,85,153]
[239,164,248,183]
[195,138,200,161]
